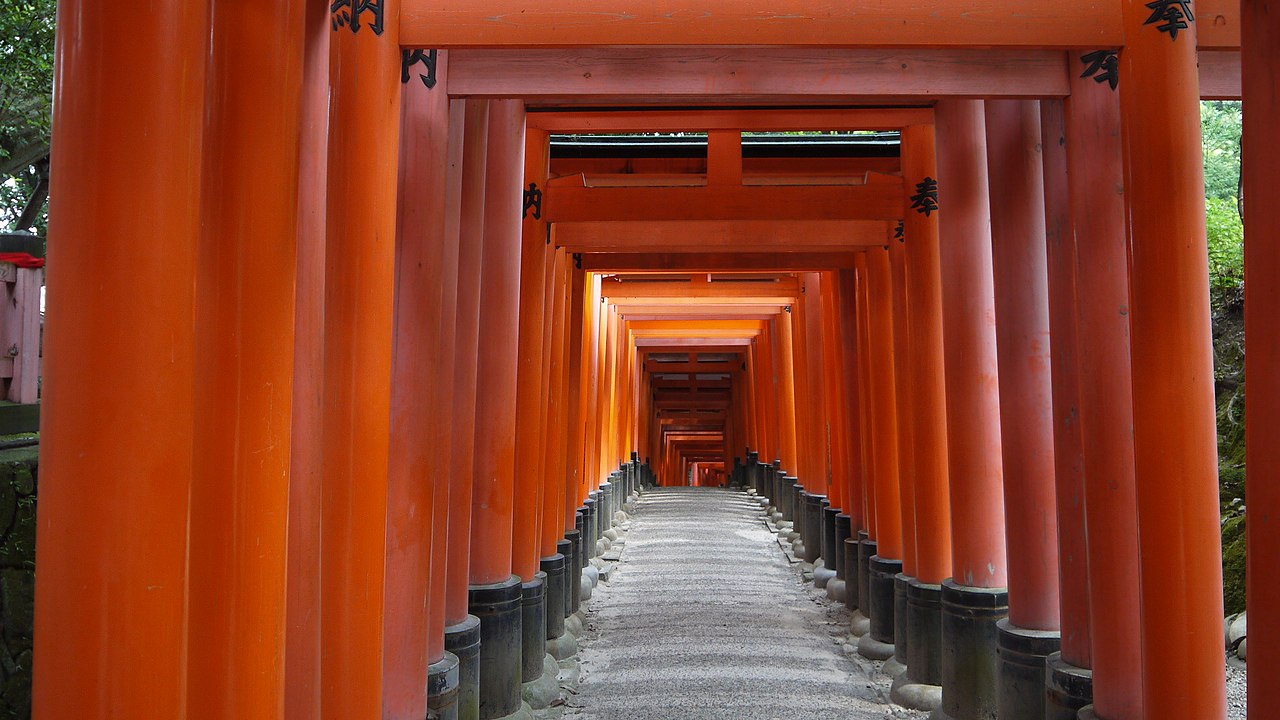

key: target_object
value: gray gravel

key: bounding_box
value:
[566,487,924,720]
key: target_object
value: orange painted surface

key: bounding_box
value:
[541,251,571,555]
[819,275,848,511]
[384,50,454,716]
[470,99,526,586]
[425,96,466,664]
[445,100,490,625]
[284,4,331,717]
[527,107,933,133]
[1243,3,1280,716]
[865,250,903,559]
[1039,97,1094,671]
[35,3,205,717]
[985,99,1060,630]
[803,273,832,499]
[837,270,868,531]
[563,267,587,530]
[935,100,1007,590]
[401,1,1122,48]
[888,239,919,576]
[320,2,403,714]
[1118,3,1226,714]
[544,184,902,224]
[188,1,304,717]
[900,125,953,585]
[511,127,550,582]
[775,311,801,476]
[853,255,878,539]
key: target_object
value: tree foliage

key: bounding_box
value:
[0,0,55,234]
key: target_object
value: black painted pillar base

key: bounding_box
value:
[520,574,546,683]
[822,504,839,568]
[937,579,1008,720]
[891,579,943,713]
[805,494,825,563]
[581,499,597,560]
[1045,652,1093,720]
[541,555,567,639]
[468,577,524,720]
[445,615,483,720]
[996,618,1060,720]
[834,514,852,580]
[428,651,462,720]
[857,555,902,661]
[869,556,902,643]
[890,573,912,675]
[599,482,612,528]
[844,537,861,612]
[857,533,876,614]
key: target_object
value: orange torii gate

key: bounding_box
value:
[34,2,1275,720]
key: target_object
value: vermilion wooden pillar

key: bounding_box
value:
[381,51,453,717]
[900,126,952,589]
[1064,59,1142,718]
[285,4,330,717]
[321,3,403,715]
[984,98,1061,719]
[836,270,868,534]
[775,308,801,475]
[512,127,551,584]
[1117,1,1226,715]
[190,1,305,717]
[563,266,587,532]
[1243,3,1280,716]
[35,4,206,717]
[470,98,526,586]
[1039,95,1095,719]
[469,99,527,720]
[897,129,951,706]
[887,238,917,578]
[853,255,878,544]
[384,50,455,720]
[445,99,489,631]
[935,100,1008,719]
[865,249,903,560]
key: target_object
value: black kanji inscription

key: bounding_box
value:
[522,183,543,221]
[331,0,385,36]
[910,177,939,217]
[1079,50,1120,90]
[1144,0,1194,40]
[402,49,438,89]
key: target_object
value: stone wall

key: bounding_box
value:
[0,447,36,720]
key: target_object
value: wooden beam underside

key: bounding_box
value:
[404,0,1239,48]
[603,280,797,300]
[546,186,901,223]
[447,48,1073,102]
[529,108,933,133]
[559,220,886,253]
[579,252,859,272]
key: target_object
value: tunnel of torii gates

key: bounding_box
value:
[31,1,1280,720]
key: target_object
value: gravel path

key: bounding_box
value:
[566,487,922,720]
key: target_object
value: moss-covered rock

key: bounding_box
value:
[1222,513,1246,616]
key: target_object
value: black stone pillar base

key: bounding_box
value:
[1045,652,1093,720]
[428,651,461,720]
[804,493,825,563]
[555,539,574,619]
[857,533,877,614]
[869,556,903,643]
[598,482,612,528]
[520,573,547,683]
[890,579,943,713]
[540,554,567,639]
[844,537,861,612]
[468,577,524,720]
[445,615,483,720]
[581,499,597,559]
[568,522,584,614]
[822,504,839,570]
[938,579,1009,720]
[996,618,1060,720]
[893,573,912,670]
[834,514,853,580]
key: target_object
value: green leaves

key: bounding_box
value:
[0,0,54,234]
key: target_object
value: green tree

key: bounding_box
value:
[0,0,56,235]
